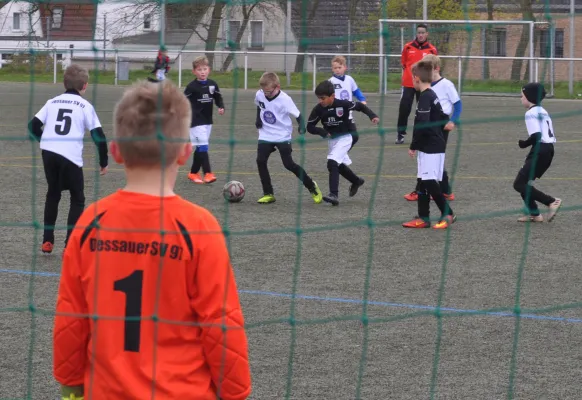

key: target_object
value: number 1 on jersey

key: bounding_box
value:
[113,270,143,352]
[547,121,554,138]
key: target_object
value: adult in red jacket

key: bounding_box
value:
[396,24,438,144]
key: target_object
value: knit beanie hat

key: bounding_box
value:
[522,82,546,105]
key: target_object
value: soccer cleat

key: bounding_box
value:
[402,218,430,228]
[188,173,204,183]
[41,241,54,254]
[547,198,562,222]
[517,215,544,223]
[257,194,276,204]
[395,132,406,144]
[443,193,455,201]
[433,215,457,229]
[323,193,339,206]
[404,191,419,201]
[203,173,217,184]
[310,181,323,204]
[349,178,365,197]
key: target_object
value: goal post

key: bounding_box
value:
[378,19,552,96]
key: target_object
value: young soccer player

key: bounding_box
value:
[184,55,225,184]
[402,60,455,229]
[513,82,562,222]
[329,55,367,149]
[52,80,251,400]
[254,72,323,204]
[151,48,171,82]
[307,80,379,206]
[28,64,108,254]
[403,54,460,202]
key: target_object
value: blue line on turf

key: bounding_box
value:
[2,268,581,324]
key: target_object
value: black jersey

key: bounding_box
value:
[307,99,377,139]
[183,79,225,127]
[409,88,447,154]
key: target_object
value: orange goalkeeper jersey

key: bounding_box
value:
[53,190,251,400]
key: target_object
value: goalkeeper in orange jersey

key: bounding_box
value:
[53,80,251,400]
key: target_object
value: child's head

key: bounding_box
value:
[314,80,335,107]
[259,72,281,98]
[411,60,434,90]
[63,64,89,94]
[331,55,347,76]
[422,54,441,75]
[192,56,210,81]
[111,80,192,171]
[521,82,546,108]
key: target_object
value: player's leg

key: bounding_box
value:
[188,127,204,183]
[277,143,322,204]
[396,87,416,144]
[335,136,364,198]
[348,119,359,150]
[256,142,276,203]
[323,135,351,205]
[403,152,430,228]
[64,163,85,248]
[200,125,216,183]
[41,151,63,253]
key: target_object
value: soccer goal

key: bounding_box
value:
[378,19,554,97]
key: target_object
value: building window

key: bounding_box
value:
[555,29,564,58]
[13,13,21,30]
[249,20,263,48]
[227,20,241,48]
[144,13,151,30]
[537,28,564,58]
[52,8,63,29]
[489,29,506,57]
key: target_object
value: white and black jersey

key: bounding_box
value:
[307,100,377,140]
[184,79,225,127]
[29,90,108,168]
[255,90,300,142]
[329,75,362,121]
[409,89,447,154]
[525,106,556,144]
[431,78,460,117]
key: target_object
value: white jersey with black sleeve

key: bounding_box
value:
[525,105,556,144]
[35,92,102,167]
[329,75,359,121]
[255,90,300,143]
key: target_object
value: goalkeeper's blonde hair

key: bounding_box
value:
[422,54,441,69]
[113,80,191,168]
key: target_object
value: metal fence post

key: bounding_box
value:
[114,50,118,86]
[53,49,57,84]
[178,52,182,88]
[457,56,462,95]
[244,52,248,90]
[312,53,316,92]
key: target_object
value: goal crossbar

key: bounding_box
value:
[378,19,551,94]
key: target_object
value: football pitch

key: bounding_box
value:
[1,82,582,399]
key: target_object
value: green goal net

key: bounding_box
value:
[1,0,581,399]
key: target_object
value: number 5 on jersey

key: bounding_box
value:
[55,108,73,135]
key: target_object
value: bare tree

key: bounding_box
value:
[510,0,534,81]
[407,0,417,19]
[205,1,225,68]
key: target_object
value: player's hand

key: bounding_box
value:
[361,101,367,105]
[100,167,108,176]
[518,139,529,148]
[444,121,455,131]
[218,108,225,115]
[255,121,263,129]
[408,149,416,158]
[371,117,379,125]
[298,126,306,135]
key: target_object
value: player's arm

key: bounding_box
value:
[519,115,542,148]
[53,233,90,392]
[448,84,462,124]
[212,82,225,110]
[255,106,262,129]
[287,99,306,134]
[306,106,328,138]
[409,95,432,151]
[351,101,379,122]
[190,214,251,400]
[401,45,408,71]
[28,103,48,141]
[349,77,366,102]
[85,106,108,169]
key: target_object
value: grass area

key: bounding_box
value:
[1,67,580,99]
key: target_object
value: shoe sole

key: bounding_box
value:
[547,202,562,222]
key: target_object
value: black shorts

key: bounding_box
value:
[42,150,84,192]
[518,144,554,180]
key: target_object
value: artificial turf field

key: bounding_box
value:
[1,81,581,399]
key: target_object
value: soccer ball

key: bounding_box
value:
[223,181,245,203]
